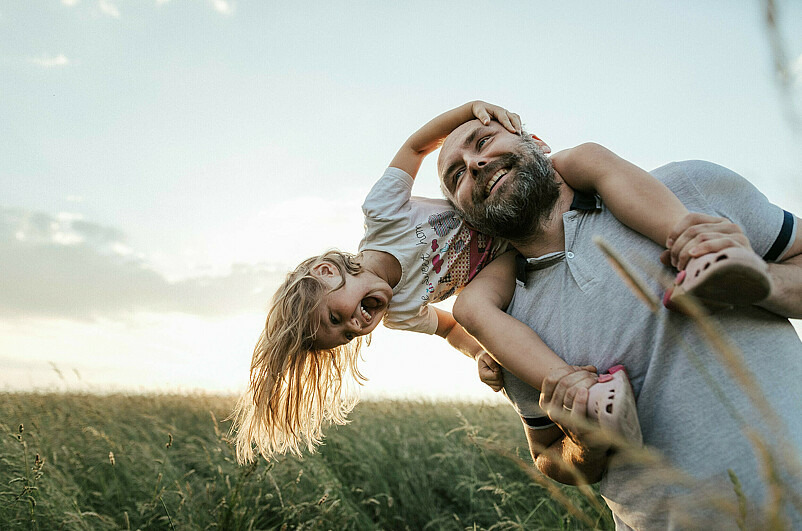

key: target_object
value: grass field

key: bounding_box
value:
[0,393,614,530]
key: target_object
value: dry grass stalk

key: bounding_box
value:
[747,429,791,530]
[593,237,802,524]
[593,236,660,311]
[764,0,801,128]
[480,440,598,528]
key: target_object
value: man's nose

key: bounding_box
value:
[468,157,487,177]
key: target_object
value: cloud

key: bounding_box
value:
[98,0,120,18]
[31,54,70,68]
[0,207,285,321]
[210,0,233,15]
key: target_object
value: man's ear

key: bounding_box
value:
[312,262,339,278]
[530,133,552,154]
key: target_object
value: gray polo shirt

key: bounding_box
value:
[502,160,801,530]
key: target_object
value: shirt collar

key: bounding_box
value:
[514,190,600,284]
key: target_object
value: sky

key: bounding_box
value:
[1,0,801,400]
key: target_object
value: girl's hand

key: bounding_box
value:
[471,101,522,135]
[662,212,753,270]
[476,351,504,392]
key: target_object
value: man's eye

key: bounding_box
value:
[478,136,489,148]
[453,169,465,185]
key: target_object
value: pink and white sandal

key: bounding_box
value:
[587,365,643,447]
[663,247,771,312]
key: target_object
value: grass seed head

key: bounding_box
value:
[108,451,115,466]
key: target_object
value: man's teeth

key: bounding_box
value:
[485,169,508,196]
[360,304,371,322]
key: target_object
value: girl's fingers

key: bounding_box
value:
[475,108,491,125]
[675,233,751,270]
[667,213,722,245]
[473,103,521,134]
[495,110,515,132]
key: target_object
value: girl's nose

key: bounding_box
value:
[346,317,362,333]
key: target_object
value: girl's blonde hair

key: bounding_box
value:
[231,250,369,463]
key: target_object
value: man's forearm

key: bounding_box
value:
[524,421,608,485]
[760,253,802,318]
[535,434,609,485]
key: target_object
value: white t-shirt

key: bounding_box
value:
[359,167,505,334]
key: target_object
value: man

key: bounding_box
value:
[437,118,802,529]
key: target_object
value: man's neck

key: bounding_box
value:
[510,172,574,259]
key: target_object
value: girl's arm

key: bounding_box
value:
[389,101,521,180]
[451,251,574,391]
[551,143,688,248]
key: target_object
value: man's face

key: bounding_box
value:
[437,120,560,240]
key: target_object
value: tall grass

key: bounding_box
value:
[0,393,613,529]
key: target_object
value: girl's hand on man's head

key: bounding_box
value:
[470,101,522,135]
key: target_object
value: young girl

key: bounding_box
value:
[232,102,771,462]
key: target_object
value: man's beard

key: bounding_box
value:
[458,147,561,241]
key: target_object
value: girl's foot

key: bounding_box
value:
[663,247,772,312]
[586,365,643,447]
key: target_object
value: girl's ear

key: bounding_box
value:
[530,133,552,154]
[312,262,339,279]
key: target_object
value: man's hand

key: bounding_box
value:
[476,351,504,392]
[663,213,753,270]
[539,365,609,453]
[470,101,522,135]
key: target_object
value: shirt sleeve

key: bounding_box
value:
[671,161,798,262]
[382,304,439,335]
[361,167,415,221]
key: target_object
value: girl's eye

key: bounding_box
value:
[329,313,339,325]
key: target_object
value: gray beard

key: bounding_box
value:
[458,150,561,241]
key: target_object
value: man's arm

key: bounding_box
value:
[525,367,609,485]
[759,221,802,318]
[666,212,802,318]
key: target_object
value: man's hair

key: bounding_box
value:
[231,249,368,462]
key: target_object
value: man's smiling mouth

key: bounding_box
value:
[484,168,509,197]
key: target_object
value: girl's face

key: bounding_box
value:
[311,263,393,349]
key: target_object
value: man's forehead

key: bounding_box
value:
[438,119,485,172]
[438,120,511,173]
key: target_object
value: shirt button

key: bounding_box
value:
[566,251,575,259]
